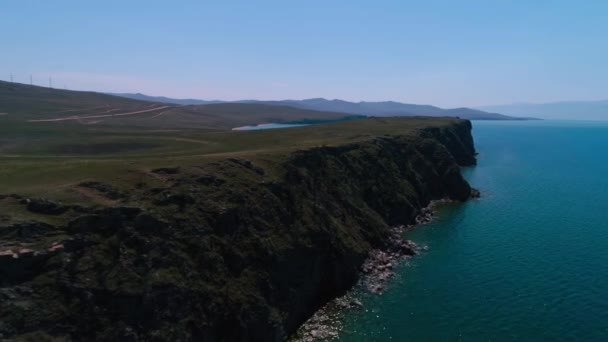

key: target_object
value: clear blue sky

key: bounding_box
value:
[1,0,607,107]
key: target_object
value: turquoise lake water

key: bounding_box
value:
[232,123,309,130]
[338,120,608,341]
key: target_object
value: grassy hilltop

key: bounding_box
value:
[0,81,154,119]
[1,80,461,202]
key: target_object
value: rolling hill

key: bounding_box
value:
[0,81,160,119]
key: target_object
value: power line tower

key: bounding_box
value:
[49,77,53,88]
[10,73,13,82]
[30,75,33,85]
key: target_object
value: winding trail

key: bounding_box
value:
[28,106,170,122]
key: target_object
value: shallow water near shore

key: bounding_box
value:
[338,120,608,341]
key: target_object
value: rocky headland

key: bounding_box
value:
[0,119,477,341]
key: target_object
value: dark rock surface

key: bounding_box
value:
[25,198,69,215]
[471,188,481,198]
[151,167,180,175]
[0,221,56,242]
[78,181,126,200]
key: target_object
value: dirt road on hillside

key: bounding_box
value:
[28,106,171,122]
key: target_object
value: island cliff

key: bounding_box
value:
[0,119,476,341]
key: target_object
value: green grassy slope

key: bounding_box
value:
[0,116,462,199]
[0,81,465,204]
[0,81,158,119]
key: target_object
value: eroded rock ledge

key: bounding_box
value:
[0,120,476,341]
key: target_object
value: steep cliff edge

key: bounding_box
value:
[0,119,476,341]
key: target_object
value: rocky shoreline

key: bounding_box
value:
[290,200,452,342]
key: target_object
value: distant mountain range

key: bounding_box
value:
[238,99,523,120]
[112,93,531,120]
[477,100,608,120]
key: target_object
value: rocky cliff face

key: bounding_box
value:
[0,120,476,341]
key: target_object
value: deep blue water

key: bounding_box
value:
[232,123,309,130]
[338,120,608,341]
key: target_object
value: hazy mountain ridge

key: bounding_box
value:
[112,93,528,120]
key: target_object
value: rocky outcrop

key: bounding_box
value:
[78,181,126,200]
[0,120,476,341]
[25,198,69,215]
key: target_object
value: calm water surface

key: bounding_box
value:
[338,120,608,341]
[232,123,309,130]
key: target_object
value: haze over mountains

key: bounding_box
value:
[113,93,527,120]
[478,100,608,120]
